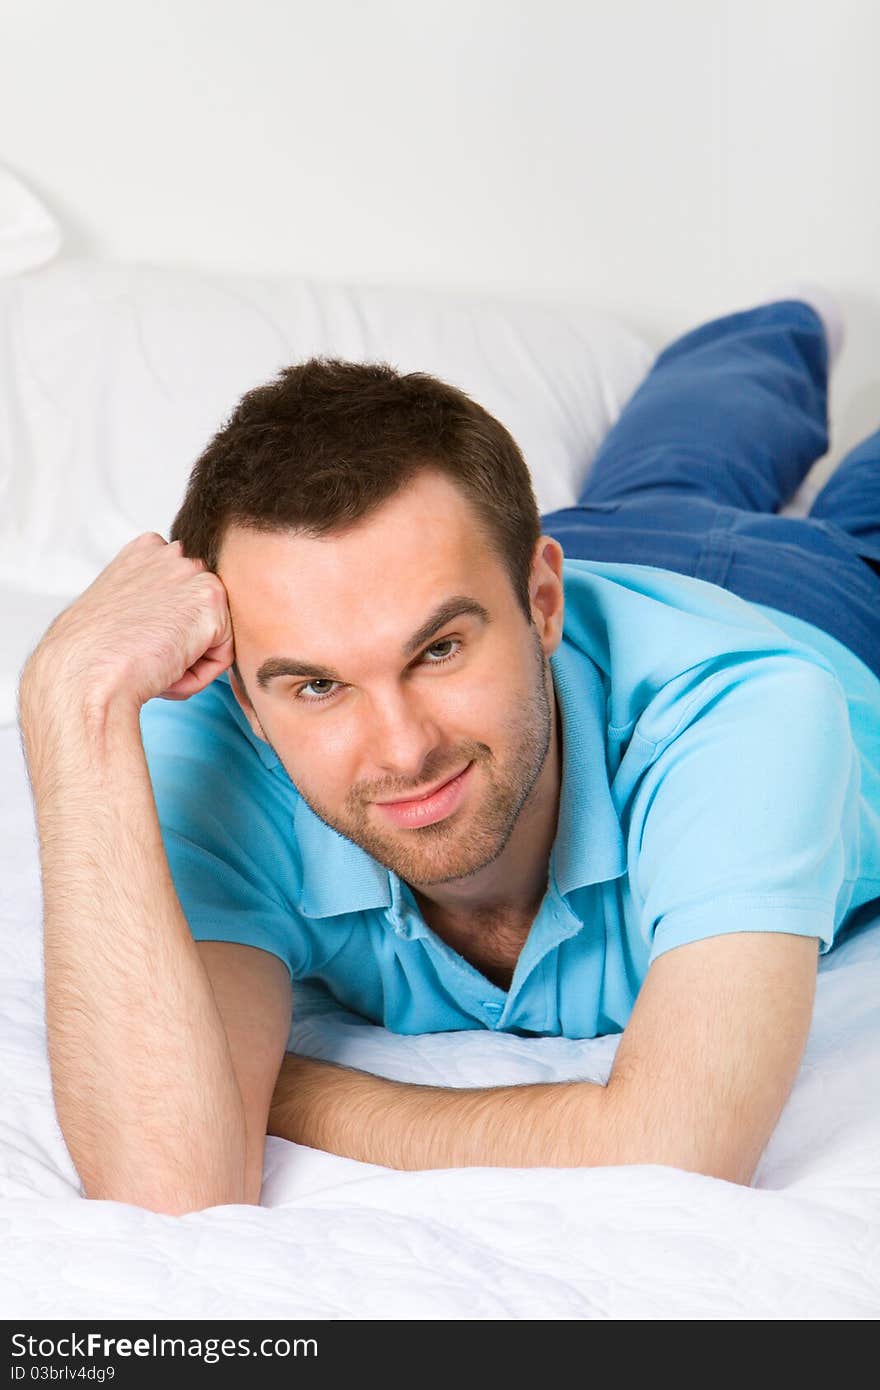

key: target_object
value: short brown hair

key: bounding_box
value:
[169,356,543,684]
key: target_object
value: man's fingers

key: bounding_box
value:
[158,639,235,700]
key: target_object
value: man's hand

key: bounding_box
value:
[22,530,234,716]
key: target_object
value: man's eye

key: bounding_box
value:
[293,638,462,704]
[297,678,337,702]
[423,638,459,663]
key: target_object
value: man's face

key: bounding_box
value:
[217,470,564,890]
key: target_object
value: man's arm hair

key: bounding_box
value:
[18,661,252,1216]
[269,930,818,1184]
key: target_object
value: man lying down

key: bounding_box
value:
[18,315,880,1215]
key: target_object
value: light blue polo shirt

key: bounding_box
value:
[138,558,880,1040]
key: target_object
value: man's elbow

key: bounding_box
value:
[601,1089,761,1187]
[81,1174,257,1217]
[603,1144,757,1188]
[660,1150,758,1188]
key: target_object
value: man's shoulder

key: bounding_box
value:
[552,557,849,845]
[561,554,799,636]
[137,670,303,859]
[559,555,844,723]
[137,670,313,916]
[138,669,288,779]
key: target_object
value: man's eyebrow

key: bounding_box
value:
[254,596,492,690]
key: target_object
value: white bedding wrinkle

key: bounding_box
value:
[1,725,878,1319]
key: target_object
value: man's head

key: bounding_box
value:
[169,357,566,890]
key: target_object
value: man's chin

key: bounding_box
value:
[358,836,483,886]
[365,816,520,888]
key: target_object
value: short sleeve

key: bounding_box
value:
[139,687,312,986]
[631,658,860,964]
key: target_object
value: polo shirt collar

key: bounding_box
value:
[294,795,392,919]
[547,635,627,895]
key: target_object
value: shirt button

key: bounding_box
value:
[483,1001,503,1014]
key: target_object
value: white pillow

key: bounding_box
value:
[0,259,653,595]
[0,256,654,725]
[0,167,62,277]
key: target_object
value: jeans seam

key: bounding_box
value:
[694,525,734,588]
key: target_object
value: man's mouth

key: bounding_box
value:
[374,762,474,828]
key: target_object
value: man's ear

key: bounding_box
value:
[227,664,270,744]
[529,535,565,656]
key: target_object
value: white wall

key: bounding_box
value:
[2,0,878,479]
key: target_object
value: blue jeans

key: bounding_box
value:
[540,300,880,682]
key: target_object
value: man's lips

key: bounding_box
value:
[375,765,470,805]
[374,762,474,828]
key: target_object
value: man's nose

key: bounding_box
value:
[364,688,444,783]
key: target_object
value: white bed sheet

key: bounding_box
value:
[2,722,878,1320]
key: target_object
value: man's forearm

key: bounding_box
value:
[18,663,249,1214]
[268,1053,612,1170]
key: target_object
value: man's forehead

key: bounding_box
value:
[217,499,507,662]
[219,518,493,606]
